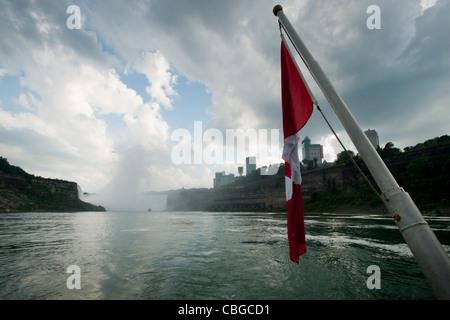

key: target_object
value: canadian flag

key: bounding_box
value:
[280,39,314,263]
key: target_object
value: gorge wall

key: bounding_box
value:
[0,158,105,212]
[165,143,450,213]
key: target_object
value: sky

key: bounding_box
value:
[1,0,449,208]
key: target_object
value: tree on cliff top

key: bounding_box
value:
[0,157,29,177]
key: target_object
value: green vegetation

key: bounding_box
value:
[0,156,33,183]
[0,156,60,184]
[403,135,450,152]
[303,135,450,213]
[378,136,450,212]
[303,186,382,213]
[209,135,450,214]
[398,156,450,211]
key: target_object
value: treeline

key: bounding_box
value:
[0,156,105,212]
[0,157,30,179]
[304,153,450,213]
[403,135,450,152]
[304,135,450,213]
[0,157,52,183]
[224,134,450,184]
[219,135,450,213]
[336,135,450,166]
[395,155,450,212]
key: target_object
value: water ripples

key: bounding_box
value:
[0,211,447,299]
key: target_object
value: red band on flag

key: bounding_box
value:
[287,183,307,263]
[281,40,313,138]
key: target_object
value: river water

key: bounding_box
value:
[0,211,449,300]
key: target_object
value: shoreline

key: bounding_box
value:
[3,207,450,217]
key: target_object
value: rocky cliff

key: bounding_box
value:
[165,165,368,212]
[166,142,450,214]
[0,157,105,212]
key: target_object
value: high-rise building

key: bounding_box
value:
[364,129,379,149]
[301,136,323,164]
[302,136,311,161]
[246,156,256,175]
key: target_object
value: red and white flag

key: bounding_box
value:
[280,38,314,263]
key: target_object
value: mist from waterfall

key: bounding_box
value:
[85,146,168,212]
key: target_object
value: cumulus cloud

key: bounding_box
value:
[85,0,449,151]
[133,51,178,110]
[0,0,173,201]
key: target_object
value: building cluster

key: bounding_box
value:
[213,129,379,189]
[213,156,257,188]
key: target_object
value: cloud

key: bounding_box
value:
[420,0,437,12]
[81,0,282,131]
[274,0,450,154]
[132,51,178,110]
[83,0,448,152]
[0,0,173,198]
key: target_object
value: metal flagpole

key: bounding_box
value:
[273,5,450,299]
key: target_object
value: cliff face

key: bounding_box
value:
[165,166,363,212]
[301,164,367,196]
[0,159,105,212]
[165,144,450,213]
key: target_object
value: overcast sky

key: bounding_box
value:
[1,0,449,204]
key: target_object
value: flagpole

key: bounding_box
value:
[274,5,450,299]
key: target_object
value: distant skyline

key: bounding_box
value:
[1,0,449,201]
